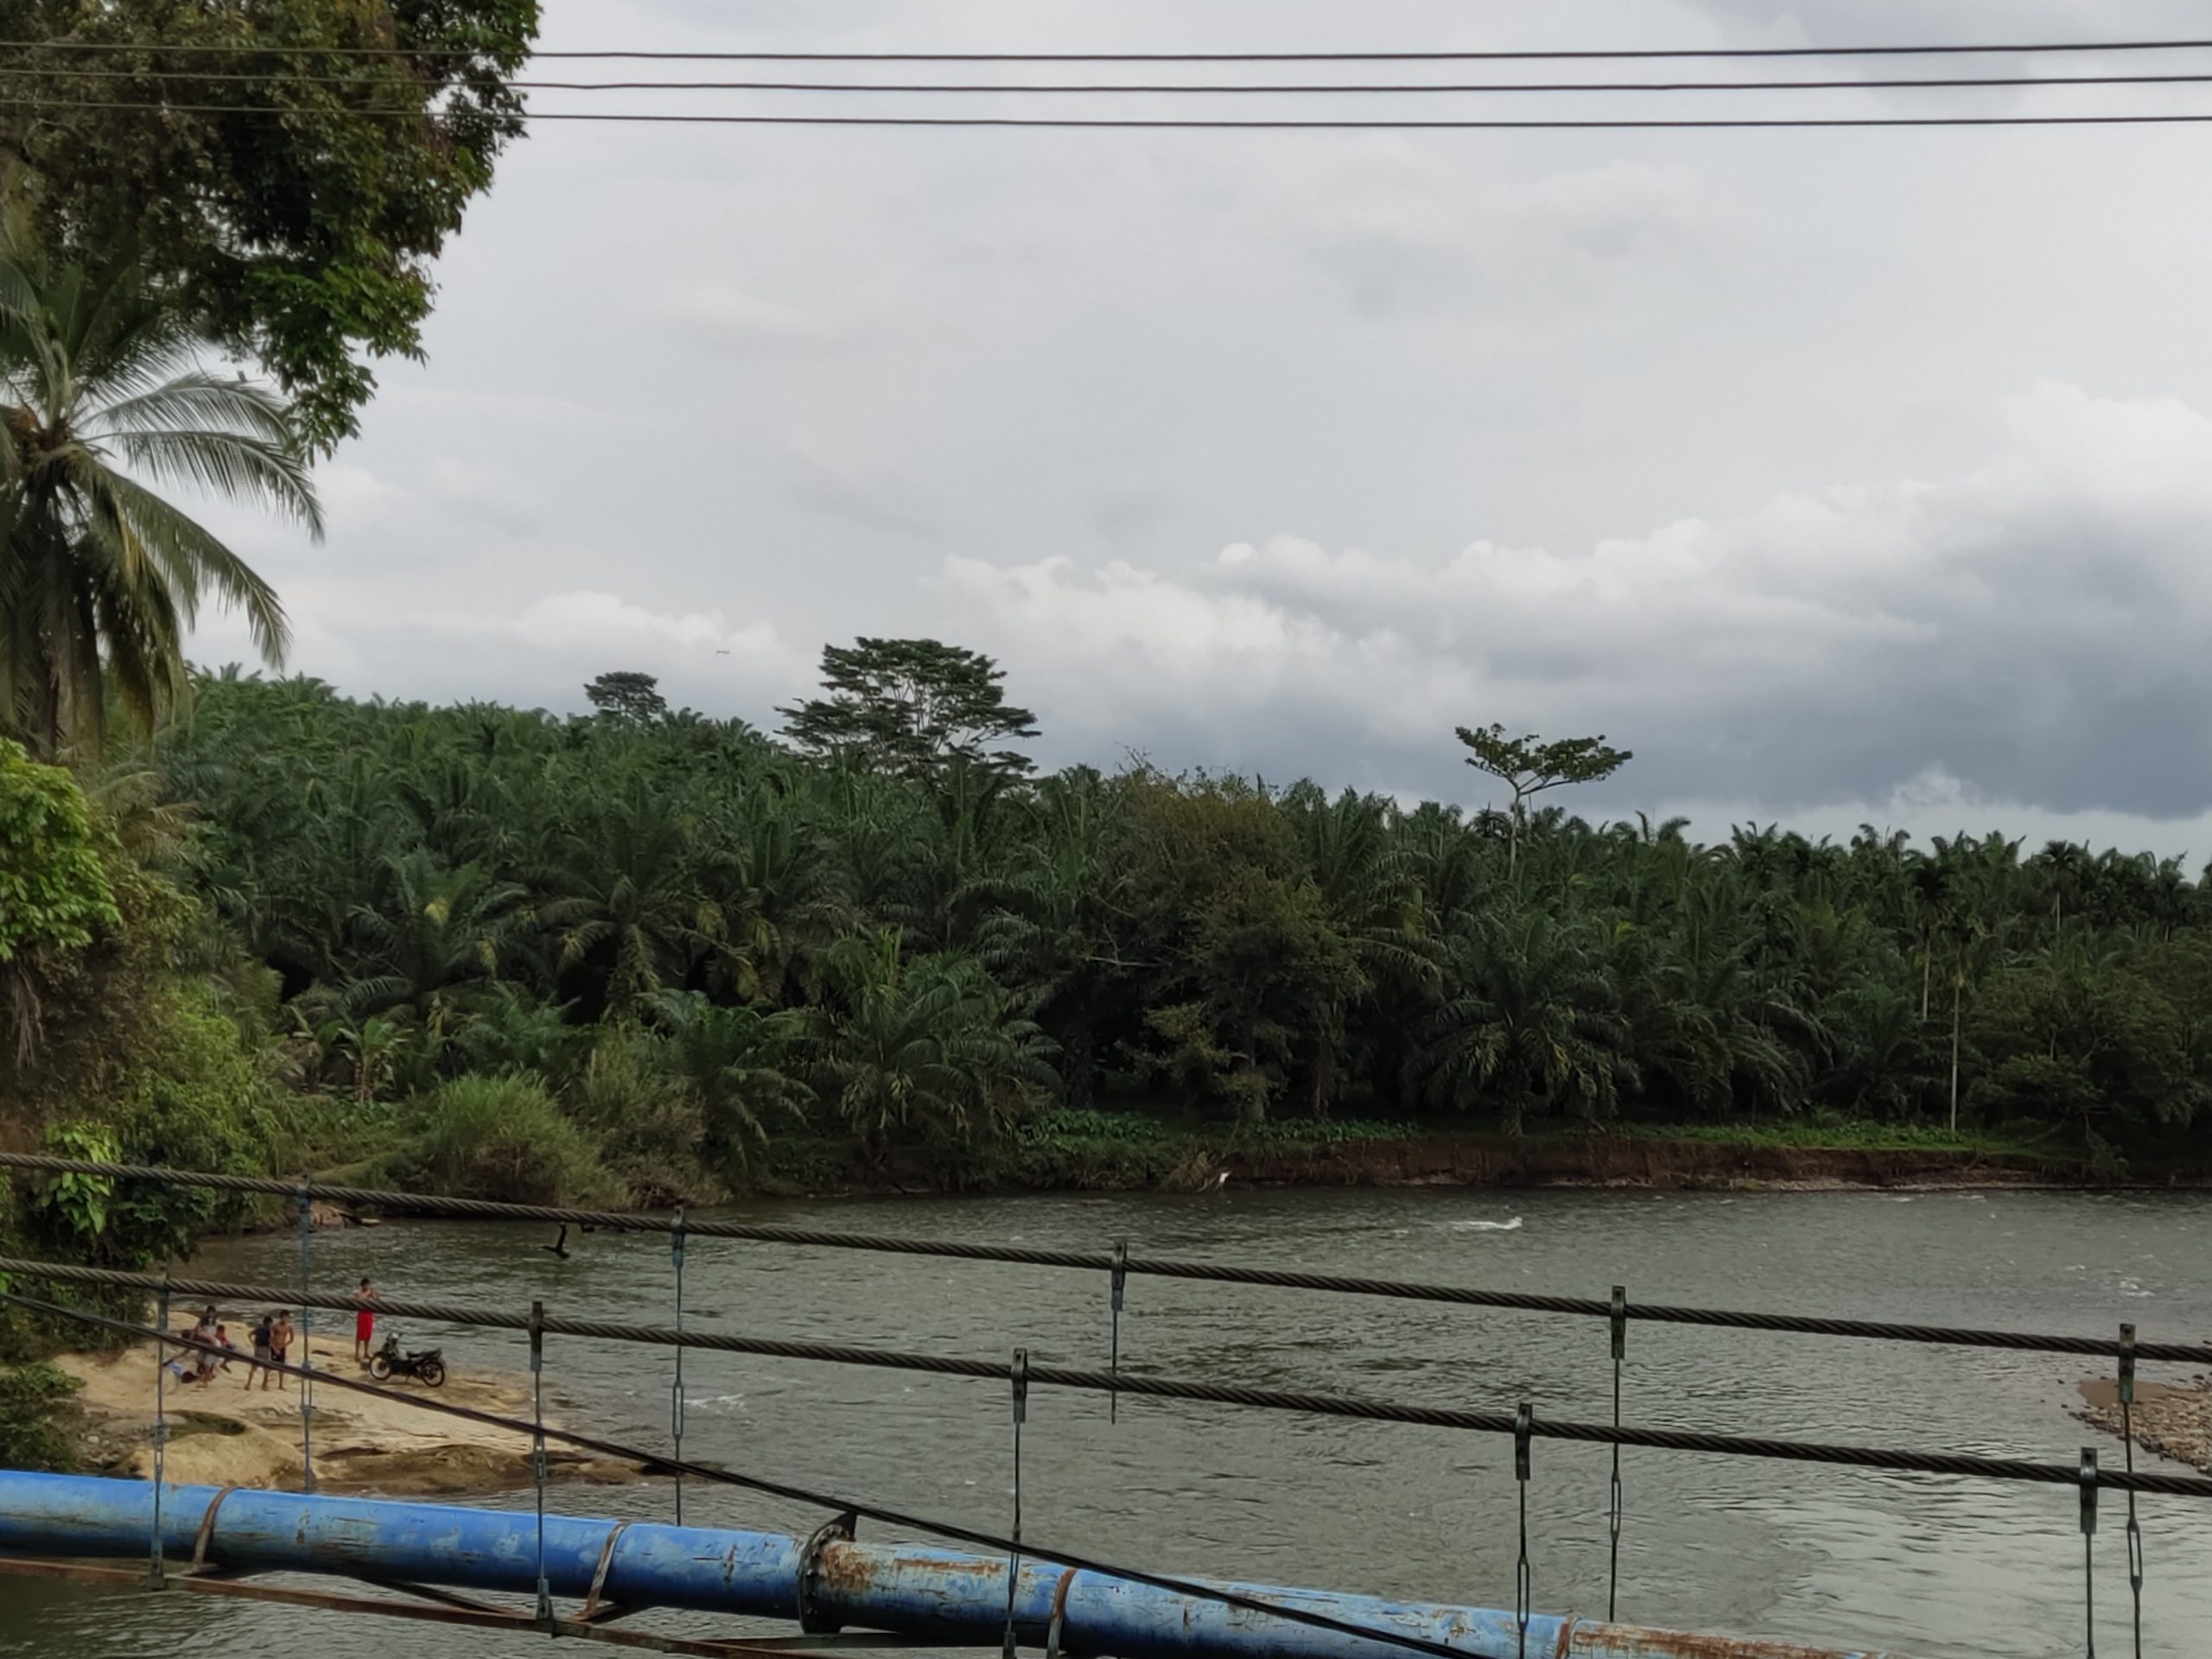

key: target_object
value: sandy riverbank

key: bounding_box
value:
[2073,1374,2212,1473]
[59,1332,644,1497]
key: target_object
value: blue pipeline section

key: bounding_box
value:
[0,1472,1897,1659]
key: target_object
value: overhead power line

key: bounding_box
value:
[22,66,2212,94]
[8,35,2212,63]
[12,93,2212,129]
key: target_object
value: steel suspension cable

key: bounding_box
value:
[30,64,2212,93]
[3,1157,2204,1363]
[3,1271,2206,1496]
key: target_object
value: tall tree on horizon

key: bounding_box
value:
[1455,723,1633,874]
[780,638,1040,782]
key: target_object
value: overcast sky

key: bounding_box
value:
[183,0,2212,856]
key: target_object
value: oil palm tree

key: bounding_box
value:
[808,930,1058,1159]
[1411,907,1637,1134]
[0,242,321,757]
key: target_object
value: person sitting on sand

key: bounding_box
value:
[353,1279,379,1364]
[245,1313,273,1389]
[265,1312,294,1390]
[186,1308,220,1386]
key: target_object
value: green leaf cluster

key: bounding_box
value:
[0,737,116,961]
[0,0,542,449]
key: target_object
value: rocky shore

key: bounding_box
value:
[2073,1374,2212,1473]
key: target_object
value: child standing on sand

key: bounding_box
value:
[266,1311,293,1389]
[353,1279,379,1364]
[244,1313,273,1389]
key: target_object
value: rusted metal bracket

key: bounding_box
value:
[797,1510,857,1634]
[188,1484,240,1576]
[1046,1567,1081,1659]
[581,1520,635,1624]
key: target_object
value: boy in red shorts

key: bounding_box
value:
[353,1278,380,1364]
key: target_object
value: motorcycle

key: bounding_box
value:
[366,1330,448,1388]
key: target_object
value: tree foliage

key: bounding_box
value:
[585,671,668,727]
[12,628,2212,1219]
[89,656,2212,1181]
[0,737,115,960]
[780,638,1040,781]
[0,0,542,449]
[1456,724,1632,869]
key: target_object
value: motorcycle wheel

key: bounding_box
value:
[367,1355,392,1381]
[418,1357,448,1389]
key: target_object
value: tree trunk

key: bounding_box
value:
[1921,950,1931,1023]
[34,666,63,762]
[1948,974,1962,1133]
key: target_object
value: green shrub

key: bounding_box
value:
[0,740,118,963]
[0,1363,83,1471]
[567,1033,715,1205]
[406,1071,625,1206]
[1226,1117,1424,1150]
[1017,1108,1169,1147]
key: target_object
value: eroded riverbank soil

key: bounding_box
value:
[60,1334,641,1497]
[1222,1135,2085,1191]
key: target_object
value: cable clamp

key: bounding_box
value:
[1610,1286,1627,1362]
[1011,1349,1029,1426]
[2080,1447,2099,1535]
[1514,1402,1532,1483]
[2119,1322,2137,1408]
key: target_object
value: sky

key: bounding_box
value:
[181,0,2212,858]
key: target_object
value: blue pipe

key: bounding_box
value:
[0,1472,1899,1659]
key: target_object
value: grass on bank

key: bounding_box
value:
[1612,1116,2058,1158]
[747,1104,2079,1193]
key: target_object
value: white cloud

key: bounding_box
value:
[430,589,799,665]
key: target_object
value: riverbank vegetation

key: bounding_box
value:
[14,649,2212,1236]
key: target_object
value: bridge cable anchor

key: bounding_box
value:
[1607,1284,1626,1622]
[149,1273,171,1591]
[531,1299,551,1629]
[1109,1241,1128,1425]
[296,1179,315,1495]
[2080,1446,2099,1659]
[671,1206,687,1528]
[1003,1349,1029,1659]
[1513,1402,1533,1659]
[2118,1323,2141,1659]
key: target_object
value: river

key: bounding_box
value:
[3,1185,2208,1658]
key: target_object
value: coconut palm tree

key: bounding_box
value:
[0,242,321,757]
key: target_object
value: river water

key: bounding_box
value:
[3,1186,2209,1658]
